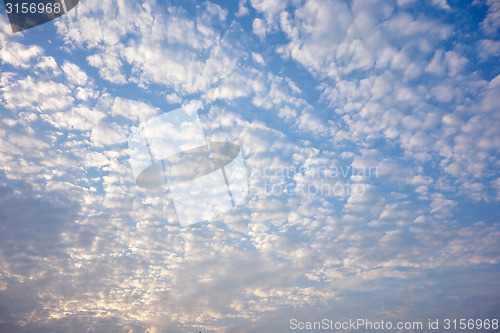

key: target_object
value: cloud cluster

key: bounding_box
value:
[0,0,499,332]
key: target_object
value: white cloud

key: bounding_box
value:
[87,52,127,84]
[432,0,450,10]
[383,13,452,40]
[444,50,468,77]
[91,121,128,147]
[0,22,43,68]
[206,72,253,102]
[1,76,74,111]
[252,17,267,38]
[425,49,445,75]
[432,84,455,103]
[41,105,106,131]
[437,74,500,189]
[166,92,182,104]
[61,61,89,86]
[252,52,265,65]
[397,0,417,6]
[250,0,287,26]
[34,56,59,71]
[277,0,351,74]
[429,193,456,217]
[111,96,159,123]
[296,112,329,136]
[491,178,500,200]
[481,0,500,35]
[477,39,500,59]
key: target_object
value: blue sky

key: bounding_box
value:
[1,0,500,332]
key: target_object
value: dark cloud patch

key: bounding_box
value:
[0,314,145,333]
[0,176,82,330]
[0,180,78,258]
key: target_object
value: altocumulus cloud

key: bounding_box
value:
[1,0,500,332]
